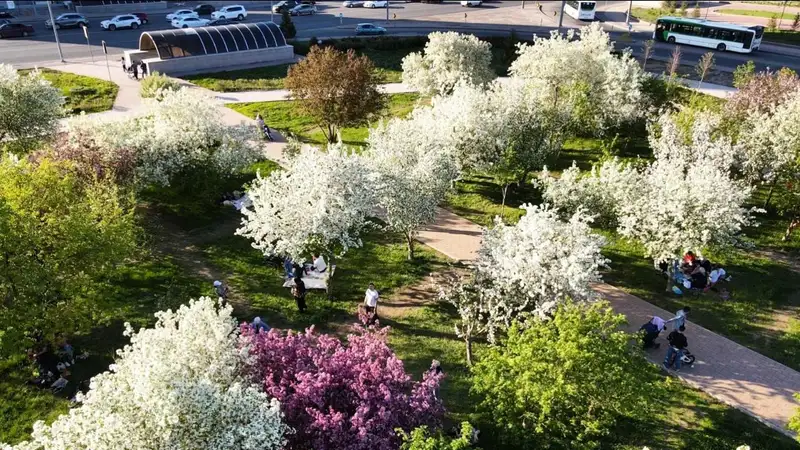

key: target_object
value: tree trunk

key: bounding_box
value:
[784,216,799,241]
[666,260,675,292]
[405,231,415,261]
[500,184,509,220]
[324,123,337,144]
[465,337,473,366]
[326,253,335,299]
[764,179,778,210]
[517,170,530,186]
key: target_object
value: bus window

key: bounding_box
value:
[581,1,596,10]
[743,32,753,48]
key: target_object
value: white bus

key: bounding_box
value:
[654,17,764,53]
[564,1,596,21]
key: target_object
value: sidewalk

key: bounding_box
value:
[48,62,799,437]
[211,82,416,103]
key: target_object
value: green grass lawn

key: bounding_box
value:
[718,8,798,20]
[21,68,118,114]
[228,93,424,147]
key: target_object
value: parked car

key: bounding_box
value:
[132,12,149,24]
[172,16,210,28]
[206,18,233,26]
[355,23,386,35]
[0,11,14,19]
[0,18,10,27]
[45,13,88,29]
[271,1,298,13]
[211,5,247,21]
[342,1,364,6]
[101,14,142,31]
[194,4,215,15]
[165,9,197,22]
[0,22,34,38]
[460,0,482,5]
[363,1,389,8]
[290,4,316,15]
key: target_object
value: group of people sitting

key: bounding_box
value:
[27,334,88,395]
[662,251,729,292]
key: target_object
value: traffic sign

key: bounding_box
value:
[102,40,108,55]
[81,24,88,40]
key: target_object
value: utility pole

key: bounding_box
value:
[46,1,64,63]
[522,0,525,8]
[778,0,788,29]
[270,1,273,23]
[386,0,389,22]
[557,0,565,34]
[625,0,632,26]
[82,24,94,63]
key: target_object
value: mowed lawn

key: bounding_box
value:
[21,69,118,114]
[228,93,425,147]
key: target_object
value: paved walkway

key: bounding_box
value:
[45,61,799,437]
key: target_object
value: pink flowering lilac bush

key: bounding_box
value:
[241,319,445,450]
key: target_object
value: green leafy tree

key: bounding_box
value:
[470,301,661,450]
[0,157,139,357]
[398,422,480,450]
[790,393,800,437]
[733,60,756,88]
[280,9,296,38]
[691,5,701,17]
[792,12,800,31]
[679,0,688,16]
[768,14,778,31]
[285,46,385,143]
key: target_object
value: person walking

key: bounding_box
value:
[364,283,379,322]
[213,280,229,306]
[665,306,691,330]
[291,277,307,313]
[120,57,127,74]
[139,61,147,78]
[131,62,139,80]
[663,325,688,371]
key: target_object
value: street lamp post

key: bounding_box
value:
[386,0,389,22]
[46,1,64,63]
[625,0,632,27]
[778,0,788,30]
[270,1,274,23]
[557,0,565,34]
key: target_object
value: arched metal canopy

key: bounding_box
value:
[139,22,287,59]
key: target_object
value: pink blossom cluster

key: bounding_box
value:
[241,320,444,450]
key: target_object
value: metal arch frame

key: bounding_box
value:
[138,31,165,59]
[265,22,287,46]
[137,22,288,61]
[210,26,230,52]
[252,22,270,48]
[232,23,251,50]
[181,27,209,55]
[241,22,263,49]
[220,24,240,51]
[197,27,219,54]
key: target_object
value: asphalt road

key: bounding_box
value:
[1,0,798,74]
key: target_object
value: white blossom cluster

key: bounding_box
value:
[63,88,260,186]
[401,31,495,96]
[0,64,64,150]
[538,158,639,226]
[3,298,289,450]
[476,204,608,341]
[509,23,645,133]
[237,143,377,260]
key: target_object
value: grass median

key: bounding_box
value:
[21,69,118,114]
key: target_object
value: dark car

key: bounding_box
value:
[45,13,89,29]
[0,11,13,19]
[0,22,34,38]
[194,4,216,15]
[132,12,149,24]
[207,18,233,26]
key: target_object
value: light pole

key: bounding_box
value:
[778,0,788,30]
[557,0,565,34]
[625,0,632,27]
[270,1,274,23]
[46,1,64,63]
[386,0,389,22]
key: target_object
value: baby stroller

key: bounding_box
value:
[262,124,274,141]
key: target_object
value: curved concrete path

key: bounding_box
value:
[46,61,799,437]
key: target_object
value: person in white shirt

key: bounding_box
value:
[312,254,327,273]
[364,283,379,321]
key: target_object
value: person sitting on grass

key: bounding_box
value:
[251,317,270,333]
[312,253,327,273]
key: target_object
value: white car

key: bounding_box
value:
[100,14,141,31]
[460,0,482,6]
[211,4,247,21]
[363,1,388,8]
[172,16,210,28]
[342,0,364,6]
[166,9,197,22]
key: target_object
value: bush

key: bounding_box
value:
[398,423,481,450]
[139,71,180,99]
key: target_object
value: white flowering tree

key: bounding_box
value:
[61,87,260,187]
[509,23,645,134]
[437,272,492,366]
[402,31,495,96]
[0,64,64,152]
[3,298,289,450]
[237,143,376,264]
[367,122,459,259]
[538,158,640,227]
[476,204,608,342]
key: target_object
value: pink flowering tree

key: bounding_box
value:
[241,320,445,450]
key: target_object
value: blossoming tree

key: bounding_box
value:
[237,144,376,263]
[402,32,495,96]
[509,23,645,134]
[367,118,459,259]
[3,298,289,450]
[0,64,64,153]
[241,320,444,450]
[475,204,608,342]
[59,88,260,187]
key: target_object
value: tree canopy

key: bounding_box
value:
[0,65,64,153]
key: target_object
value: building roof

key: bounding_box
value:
[139,22,287,60]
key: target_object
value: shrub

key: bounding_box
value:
[139,71,180,99]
